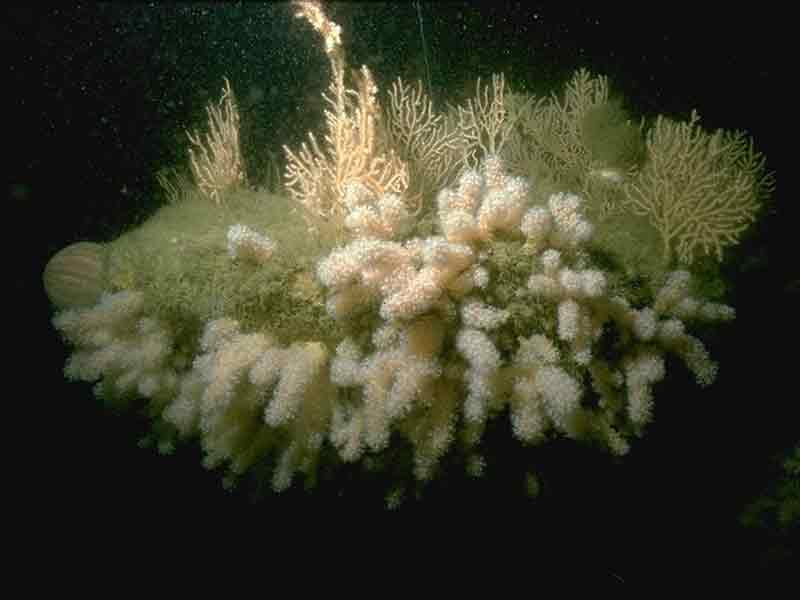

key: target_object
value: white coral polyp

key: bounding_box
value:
[461,299,510,331]
[227,224,276,264]
[536,366,582,432]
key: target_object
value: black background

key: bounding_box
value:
[6,2,795,587]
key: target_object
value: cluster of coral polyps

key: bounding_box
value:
[50,156,733,499]
[318,155,730,471]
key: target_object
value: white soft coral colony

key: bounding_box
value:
[44,3,765,505]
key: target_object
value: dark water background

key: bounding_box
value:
[6,3,794,585]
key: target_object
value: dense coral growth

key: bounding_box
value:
[45,1,770,506]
